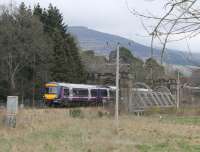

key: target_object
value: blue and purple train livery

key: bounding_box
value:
[44,82,115,106]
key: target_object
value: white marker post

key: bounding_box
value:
[6,96,18,128]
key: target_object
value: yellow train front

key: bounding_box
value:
[44,82,61,106]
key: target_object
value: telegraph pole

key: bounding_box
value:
[176,71,180,109]
[115,43,120,128]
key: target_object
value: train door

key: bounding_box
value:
[91,89,98,103]
[63,87,70,102]
[100,89,108,97]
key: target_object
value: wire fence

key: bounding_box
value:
[0,99,45,109]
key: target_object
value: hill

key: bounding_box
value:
[69,26,200,66]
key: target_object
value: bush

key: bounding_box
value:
[97,111,104,118]
[69,109,84,118]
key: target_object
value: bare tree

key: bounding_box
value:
[127,0,200,64]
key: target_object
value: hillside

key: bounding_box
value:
[69,26,200,66]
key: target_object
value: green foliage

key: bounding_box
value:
[81,50,107,72]
[0,2,50,97]
[144,107,177,116]
[97,111,104,118]
[109,47,135,63]
[144,58,165,83]
[119,47,135,63]
[33,4,87,83]
[109,47,146,82]
[136,142,200,152]
[109,48,166,83]
[163,116,200,125]
[0,2,87,101]
[69,109,84,118]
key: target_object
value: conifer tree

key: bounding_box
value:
[33,4,86,83]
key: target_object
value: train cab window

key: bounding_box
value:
[73,88,88,97]
[100,89,108,97]
[45,87,57,94]
[64,88,69,96]
[91,89,98,97]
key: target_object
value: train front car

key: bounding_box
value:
[44,82,61,106]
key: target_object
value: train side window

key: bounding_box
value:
[100,89,108,97]
[64,88,69,96]
[73,88,88,97]
[91,89,98,97]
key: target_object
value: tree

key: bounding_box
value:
[0,2,87,102]
[109,47,145,82]
[33,4,87,83]
[109,47,135,64]
[0,2,49,96]
[81,50,107,73]
[66,35,87,83]
[129,0,199,64]
[144,58,165,81]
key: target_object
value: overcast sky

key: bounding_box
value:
[1,0,200,53]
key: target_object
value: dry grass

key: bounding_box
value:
[0,108,200,152]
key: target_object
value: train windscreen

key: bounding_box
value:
[45,87,57,94]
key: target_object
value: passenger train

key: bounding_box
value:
[44,82,116,106]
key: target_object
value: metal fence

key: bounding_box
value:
[120,82,176,113]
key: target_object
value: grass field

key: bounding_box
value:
[0,108,200,152]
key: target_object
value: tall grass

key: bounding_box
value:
[0,108,199,152]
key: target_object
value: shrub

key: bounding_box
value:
[97,111,104,118]
[69,109,84,118]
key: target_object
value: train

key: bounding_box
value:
[43,82,116,106]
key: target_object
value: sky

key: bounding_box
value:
[0,0,200,53]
